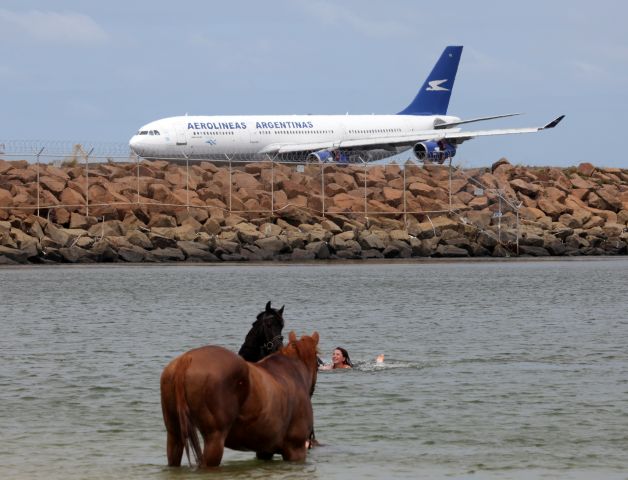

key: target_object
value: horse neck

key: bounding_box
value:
[238,325,263,362]
[259,353,313,387]
[279,343,317,392]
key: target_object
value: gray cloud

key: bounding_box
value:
[297,1,411,38]
[0,9,108,45]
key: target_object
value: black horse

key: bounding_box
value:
[238,301,285,362]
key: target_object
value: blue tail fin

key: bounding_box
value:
[398,46,463,116]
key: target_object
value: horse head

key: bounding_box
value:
[282,331,320,396]
[238,301,285,362]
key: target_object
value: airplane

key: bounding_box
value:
[128,46,564,164]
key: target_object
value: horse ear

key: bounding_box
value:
[265,301,272,312]
[288,331,297,343]
[312,332,320,345]
[278,305,284,316]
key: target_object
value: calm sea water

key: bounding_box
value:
[1,259,627,480]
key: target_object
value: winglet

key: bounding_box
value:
[543,115,565,129]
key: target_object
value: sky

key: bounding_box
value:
[1,0,627,168]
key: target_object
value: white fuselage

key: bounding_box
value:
[129,114,459,159]
[127,46,562,163]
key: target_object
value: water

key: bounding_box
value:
[1,259,627,480]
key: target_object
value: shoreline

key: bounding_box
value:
[2,255,626,270]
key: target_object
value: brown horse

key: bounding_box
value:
[160,331,320,467]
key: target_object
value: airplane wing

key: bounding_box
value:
[258,115,564,154]
[261,131,448,154]
[434,113,521,129]
[424,115,565,145]
[259,141,338,154]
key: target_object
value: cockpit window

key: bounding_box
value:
[154,130,160,135]
[139,130,148,135]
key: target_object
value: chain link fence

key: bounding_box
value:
[0,143,522,251]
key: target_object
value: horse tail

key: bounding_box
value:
[173,354,202,466]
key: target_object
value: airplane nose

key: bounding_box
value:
[129,136,140,153]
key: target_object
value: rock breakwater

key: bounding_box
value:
[0,157,626,264]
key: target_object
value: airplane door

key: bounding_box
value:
[175,125,187,146]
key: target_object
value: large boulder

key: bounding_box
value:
[305,240,330,259]
[0,188,13,207]
[537,197,567,219]
[510,178,542,197]
[88,220,126,238]
[577,163,596,176]
[59,246,95,263]
[0,245,29,263]
[435,244,469,257]
[44,223,72,247]
[39,175,67,194]
[148,213,177,228]
[518,245,551,256]
[177,241,219,262]
[151,247,185,262]
[11,228,40,258]
[233,172,262,191]
[173,224,198,242]
[255,235,289,255]
[595,185,623,212]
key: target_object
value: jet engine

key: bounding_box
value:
[306,150,348,163]
[307,150,334,162]
[413,140,456,164]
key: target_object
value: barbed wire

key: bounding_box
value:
[0,143,427,165]
[0,140,131,156]
[0,139,458,171]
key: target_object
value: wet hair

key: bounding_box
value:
[335,347,352,367]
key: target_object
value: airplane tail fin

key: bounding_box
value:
[398,46,463,116]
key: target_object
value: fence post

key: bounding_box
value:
[516,208,520,256]
[364,162,368,221]
[136,154,141,205]
[85,147,94,217]
[186,157,190,212]
[35,147,44,217]
[320,162,325,218]
[448,157,452,212]
[229,159,233,213]
[271,159,275,215]
[497,193,502,243]
[403,162,407,228]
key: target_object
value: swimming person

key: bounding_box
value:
[319,347,353,370]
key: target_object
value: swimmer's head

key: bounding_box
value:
[376,354,385,364]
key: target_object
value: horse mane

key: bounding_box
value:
[238,318,262,356]
[280,331,320,382]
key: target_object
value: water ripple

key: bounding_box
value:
[1,260,627,479]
